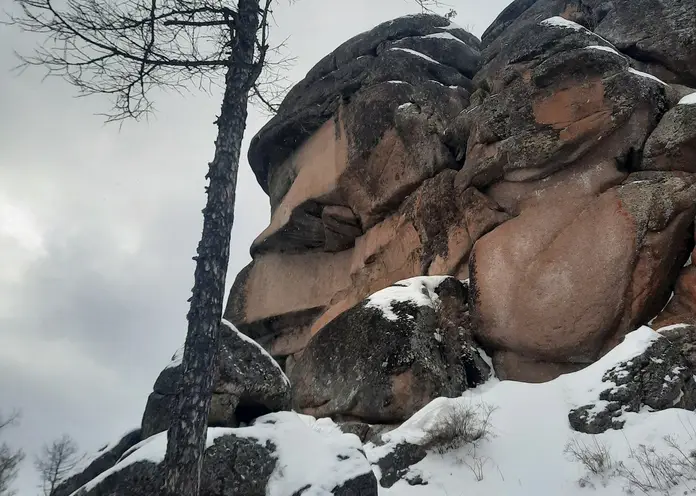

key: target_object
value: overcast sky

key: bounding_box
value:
[0,0,511,493]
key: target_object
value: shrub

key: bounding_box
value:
[421,402,495,455]
[616,436,696,495]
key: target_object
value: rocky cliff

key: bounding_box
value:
[226,0,696,419]
[58,1,696,495]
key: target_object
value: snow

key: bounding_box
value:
[65,430,136,481]
[386,80,409,85]
[70,431,169,495]
[585,44,622,56]
[221,319,290,386]
[398,102,414,110]
[648,292,675,326]
[421,31,468,45]
[628,67,669,86]
[686,253,693,267]
[443,20,465,32]
[235,412,369,496]
[584,44,670,87]
[388,47,440,65]
[365,276,451,321]
[366,327,696,495]
[540,17,620,49]
[679,92,696,105]
[541,16,586,31]
[164,346,183,369]
[71,413,369,496]
[655,323,691,333]
[70,325,696,496]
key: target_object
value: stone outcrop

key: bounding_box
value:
[58,4,696,496]
[68,413,378,496]
[52,430,142,496]
[481,0,696,87]
[224,15,503,371]
[225,4,696,386]
[569,324,696,434]
[373,442,428,488]
[141,320,290,438]
[642,100,696,173]
[290,277,491,423]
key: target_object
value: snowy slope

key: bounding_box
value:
[367,326,696,495]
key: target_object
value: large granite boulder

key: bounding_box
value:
[642,95,696,172]
[224,15,497,370]
[481,0,696,87]
[455,16,696,379]
[141,320,291,439]
[227,169,508,369]
[67,413,378,496]
[290,276,491,424]
[225,5,696,386]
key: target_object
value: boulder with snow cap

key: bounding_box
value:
[52,429,141,496]
[569,324,696,434]
[289,276,491,424]
[140,320,291,439]
[68,412,378,496]
[481,0,696,87]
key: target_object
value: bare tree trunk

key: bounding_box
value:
[163,0,260,494]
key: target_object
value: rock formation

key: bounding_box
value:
[225,0,696,418]
[66,413,378,496]
[141,320,290,438]
[569,324,696,434]
[58,2,696,494]
[290,277,490,424]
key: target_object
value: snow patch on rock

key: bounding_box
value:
[655,322,692,333]
[388,47,440,64]
[365,276,450,321]
[585,44,622,56]
[679,92,696,105]
[365,327,696,495]
[71,413,369,496]
[236,412,369,496]
[222,319,289,386]
[164,346,184,370]
[541,16,585,31]
[628,67,669,86]
[422,31,468,45]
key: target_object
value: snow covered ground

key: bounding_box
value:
[367,326,696,495]
[69,326,696,496]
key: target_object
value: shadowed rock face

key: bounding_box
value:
[140,321,291,438]
[248,14,480,195]
[225,5,696,392]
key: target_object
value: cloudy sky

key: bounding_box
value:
[0,0,511,493]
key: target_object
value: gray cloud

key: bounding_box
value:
[0,0,512,492]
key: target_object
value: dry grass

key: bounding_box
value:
[421,402,495,455]
[420,401,497,482]
[615,436,696,495]
[565,417,696,494]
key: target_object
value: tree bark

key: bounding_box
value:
[163,0,260,494]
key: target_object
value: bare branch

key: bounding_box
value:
[35,434,82,496]
[0,411,25,496]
